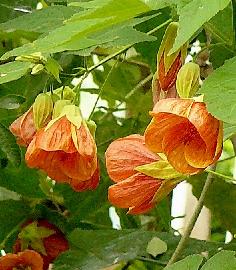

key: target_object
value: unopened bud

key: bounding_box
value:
[176,62,200,98]
[53,86,76,101]
[31,64,44,75]
[157,22,188,91]
[33,93,53,129]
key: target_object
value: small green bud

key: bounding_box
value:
[52,99,72,119]
[176,62,200,98]
[15,52,46,63]
[33,93,53,129]
[31,64,44,75]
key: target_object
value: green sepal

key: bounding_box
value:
[33,93,53,130]
[19,222,55,255]
[31,64,44,75]
[86,119,97,138]
[52,100,72,119]
[53,86,76,101]
[176,62,200,98]
[136,160,183,179]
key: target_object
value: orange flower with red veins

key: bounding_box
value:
[0,250,43,270]
[106,134,165,214]
[25,105,98,191]
[13,220,69,270]
[145,98,223,174]
[9,108,36,147]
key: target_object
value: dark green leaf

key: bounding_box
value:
[0,94,25,109]
[0,122,21,166]
[200,56,236,124]
[164,255,203,270]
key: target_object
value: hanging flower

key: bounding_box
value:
[106,134,179,214]
[25,104,99,191]
[145,98,223,174]
[0,250,43,270]
[13,220,69,270]
[9,107,36,147]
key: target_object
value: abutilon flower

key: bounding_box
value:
[106,134,178,214]
[0,250,43,270]
[25,104,99,191]
[145,98,223,174]
[9,107,36,147]
[13,220,69,270]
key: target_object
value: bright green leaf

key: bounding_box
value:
[146,237,168,257]
[0,187,20,201]
[224,122,236,140]
[170,0,231,53]
[0,123,21,167]
[0,61,31,84]
[164,255,203,270]
[200,56,236,124]
[201,251,236,270]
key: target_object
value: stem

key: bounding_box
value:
[167,165,215,266]
[88,59,118,120]
[0,219,25,250]
[205,169,236,183]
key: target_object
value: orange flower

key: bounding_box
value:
[145,98,223,174]
[9,108,36,147]
[25,105,99,191]
[106,134,164,214]
[0,250,43,270]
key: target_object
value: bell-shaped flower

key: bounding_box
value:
[145,98,223,174]
[25,104,99,191]
[9,107,36,147]
[0,250,43,270]
[105,135,180,214]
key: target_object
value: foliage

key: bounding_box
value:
[0,0,236,269]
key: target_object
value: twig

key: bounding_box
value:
[167,165,216,266]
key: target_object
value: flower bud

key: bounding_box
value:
[33,93,53,130]
[31,64,44,75]
[53,86,76,101]
[157,22,188,91]
[176,62,200,98]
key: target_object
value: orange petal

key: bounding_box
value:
[108,173,162,211]
[0,253,19,270]
[145,113,188,153]
[75,123,96,158]
[162,122,202,174]
[151,98,193,118]
[9,107,36,147]
[18,250,44,270]
[158,53,182,91]
[71,164,100,192]
[36,117,77,153]
[105,134,159,182]
[188,102,219,160]
[128,200,155,214]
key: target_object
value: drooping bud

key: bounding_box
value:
[33,93,53,130]
[157,22,188,92]
[86,119,97,138]
[176,62,200,98]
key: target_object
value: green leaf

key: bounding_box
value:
[164,255,203,270]
[200,56,236,124]
[0,94,25,109]
[45,58,62,83]
[1,0,151,59]
[0,200,30,248]
[0,61,31,84]
[170,0,231,53]
[136,160,183,179]
[0,160,45,198]
[164,251,236,270]
[0,6,79,34]
[0,123,21,166]
[146,237,168,257]
[205,2,234,48]
[224,122,236,140]
[54,229,236,270]
[201,251,236,270]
